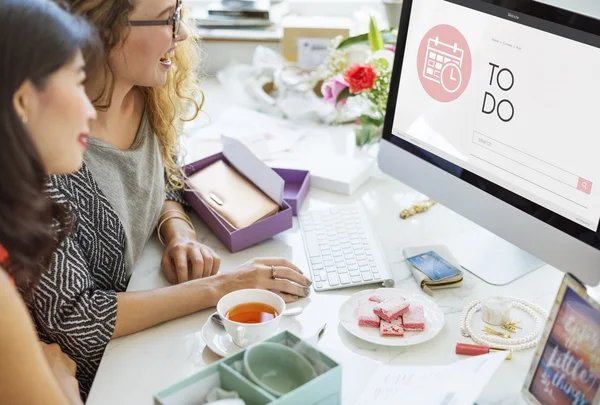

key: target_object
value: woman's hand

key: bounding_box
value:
[221,257,312,303]
[161,235,221,284]
[39,342,82,404]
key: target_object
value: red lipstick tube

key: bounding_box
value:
[455,343,512,360]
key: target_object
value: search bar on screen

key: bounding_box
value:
[471,131,592,207]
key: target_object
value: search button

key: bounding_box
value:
[577,178,593,195]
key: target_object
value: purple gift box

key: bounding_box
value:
[272,168,311,216]
[183,153,310,253]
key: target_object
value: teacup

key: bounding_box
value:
[217,289,285,347]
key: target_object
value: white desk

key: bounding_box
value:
[87,79,567,405]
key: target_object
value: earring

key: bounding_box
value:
[21,115,28,125]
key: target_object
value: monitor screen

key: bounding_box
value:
[388,0,600,232]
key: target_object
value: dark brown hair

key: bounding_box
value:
[0,0,98,287]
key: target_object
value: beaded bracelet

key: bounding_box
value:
[459,297,549,351]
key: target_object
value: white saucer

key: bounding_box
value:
[339,288,445,347]
[201,313,304,357]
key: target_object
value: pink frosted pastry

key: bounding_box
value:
[369,295,385,303]
[357,300,380,327]
[402,305,425,331]
[373,298,410,322]
[380,318,404,337]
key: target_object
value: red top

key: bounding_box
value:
[0,244,7,262]
[0,244,14,285]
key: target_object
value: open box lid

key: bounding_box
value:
[222,136,285,208]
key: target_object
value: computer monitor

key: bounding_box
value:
[379,0,600,286]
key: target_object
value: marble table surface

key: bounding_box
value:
[86,78,592,405]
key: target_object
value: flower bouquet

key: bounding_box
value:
[320,17,397,147]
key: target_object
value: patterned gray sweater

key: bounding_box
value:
[27,163,186,400]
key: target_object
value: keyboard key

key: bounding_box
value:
[328,273,340,286]
[351,276,362,283]
[358,260,368,267]
[304,232,321,257]
[312,263,324,270]
[310,257,322,264]
[348,264,358,271]
[324,260,334,267]
[316,282,324,289]
[362,273,373,281]
[326,266,337,273]
[340,273,351,285]
[349,270,360,277]
[356,254,366,260]
[373,273,381,280]
[337,267,348,274]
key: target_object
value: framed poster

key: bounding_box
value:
[523,273,600,405]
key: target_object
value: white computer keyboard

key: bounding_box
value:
[299,203,394,291]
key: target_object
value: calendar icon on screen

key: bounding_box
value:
[422,36,465,93]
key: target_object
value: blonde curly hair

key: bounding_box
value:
[60,0,202,191]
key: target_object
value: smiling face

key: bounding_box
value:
[111,0,189,88]
[13,51,97,175]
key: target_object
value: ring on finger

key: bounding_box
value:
[271,265,276,279]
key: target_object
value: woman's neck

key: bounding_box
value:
[89,81,145,148]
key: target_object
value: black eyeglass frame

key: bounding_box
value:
[129,0,182,39]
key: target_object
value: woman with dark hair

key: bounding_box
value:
[0,0,97,403]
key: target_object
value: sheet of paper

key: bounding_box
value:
[355,351,509,405]
[222,136,284,206]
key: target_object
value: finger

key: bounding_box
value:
[270,279,310,297]
[258,257,303,274]
[161,255,177,284]
[173,250,189,283]
[272,291,299,303]
[210,248,221,276]
[200,247,214,278]
[271,266,311,287]
[189,249,205,280]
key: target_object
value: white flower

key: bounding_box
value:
[369,49,395,71]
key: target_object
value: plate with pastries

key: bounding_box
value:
[338,288,445,346]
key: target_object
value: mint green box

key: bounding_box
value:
[154,331,341,405]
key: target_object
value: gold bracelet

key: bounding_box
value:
[158,209,186,222]
[157,214,195,246]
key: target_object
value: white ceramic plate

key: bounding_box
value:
[339,288,445,347]
[201,313,304,357]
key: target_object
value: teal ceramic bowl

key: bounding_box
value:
[243,342,317,397]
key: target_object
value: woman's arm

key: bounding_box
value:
[113,257,311,338]
[159,200,222,283]
[0,269,82,405]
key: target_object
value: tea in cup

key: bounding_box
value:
[217,289,285,347]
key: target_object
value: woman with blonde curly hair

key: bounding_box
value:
[26,0,311,398]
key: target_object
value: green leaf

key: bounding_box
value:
[336,30,397,50]
[368,16,384,51]
[336,87,355,103]
[359,114,385,127]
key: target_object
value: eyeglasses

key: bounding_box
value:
[129,0,183,39]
